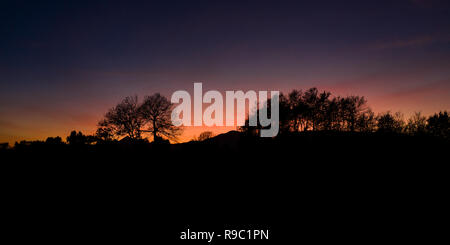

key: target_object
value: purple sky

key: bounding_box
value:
[1,0,449,143]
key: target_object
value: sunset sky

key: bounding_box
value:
[1,0,450,144]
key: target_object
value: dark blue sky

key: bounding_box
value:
[1,0,450,143]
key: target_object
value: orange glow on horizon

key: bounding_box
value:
[1,83,449,146]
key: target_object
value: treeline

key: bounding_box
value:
[3,87,449,151]
[11,130,121,150]
[242,87,449,138]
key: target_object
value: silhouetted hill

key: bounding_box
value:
[2,130,448,244]
[202,130,241,144]
[195,130,242,150]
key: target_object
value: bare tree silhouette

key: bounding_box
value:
[96,94,182,142]
[405,112,427,136]
[97,96,144,140]
[140,93,182,142]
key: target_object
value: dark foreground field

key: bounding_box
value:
[2,131,448,244]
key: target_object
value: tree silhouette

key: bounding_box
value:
[286,89,307,132]
[355,108,376,132]
[96,125,115,142]
[67,131,96,145]
[427,111,450,138]
[243,87,372,134]
[97,96,144,140]
[140,93,182,142]
[97,94,182,142]
[45,136,63,144]
[376,111,404,133]
[405,112,427,136]
[340,96,368,132]
[197,131,214,141]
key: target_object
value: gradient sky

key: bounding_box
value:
[1,0,450,144]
